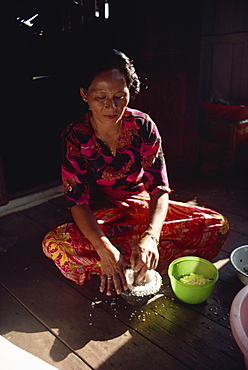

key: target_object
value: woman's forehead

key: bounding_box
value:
[89,69,128,91]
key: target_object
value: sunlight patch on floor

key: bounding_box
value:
[0,335,57,369]
[84,330,132,367]
[213,258,230,270]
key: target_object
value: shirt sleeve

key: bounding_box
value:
[61,125,91,208]
[140,116,171,195]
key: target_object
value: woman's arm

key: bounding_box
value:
[146,190,169,238]
[71,204,129,295]
[130,191,169,280]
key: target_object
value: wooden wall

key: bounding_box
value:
[130,72,187,160]
[123,0,202,171]
[1,0,203,197]
[5,1,248,195]
[200,0,248,103]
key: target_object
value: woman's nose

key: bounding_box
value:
[105,97,117,109]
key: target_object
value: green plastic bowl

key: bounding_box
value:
[168,256,219,304]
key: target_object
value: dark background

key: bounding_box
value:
[1,0,247,198]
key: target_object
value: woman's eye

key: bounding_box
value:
[96,96,106,100]
[115,95,125,99]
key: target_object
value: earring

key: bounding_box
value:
[80,88,88,102]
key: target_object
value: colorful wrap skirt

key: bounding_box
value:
[42,192,229,285]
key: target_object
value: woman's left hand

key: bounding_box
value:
[130,191,168,282]
[130,235,159,283]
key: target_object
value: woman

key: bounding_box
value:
[42,48,229,296]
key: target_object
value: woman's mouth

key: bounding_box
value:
[104,115,117,120]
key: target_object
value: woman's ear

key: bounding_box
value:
[80,88,88,102]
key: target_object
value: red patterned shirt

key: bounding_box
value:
[61,107,170,207]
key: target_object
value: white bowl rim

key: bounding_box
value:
[230,245,248,278]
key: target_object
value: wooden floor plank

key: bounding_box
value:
[170,176,248,206]
[0,211,47,252]
[170,185,248,214]
[22,200,72,230]
[213,250,242,283]
[0,246,244,369]
[0,176,247,370]
[63,272,245,369]
[0,286,90,370]
[221,230,248,253]
[0,336,58,370]
[0,246,188,370]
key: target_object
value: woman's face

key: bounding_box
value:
[80,68,130,127]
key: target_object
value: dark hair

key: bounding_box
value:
[78,48,140,97]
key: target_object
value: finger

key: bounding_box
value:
[148,253,156,270]
[100,274,107,293]
[137,265,148,282]
[113,274,122,295]
[145,249,158,270]
[151,249,159,270]
[130,250,138,270]
[133,260,144,273]
[118,271,128,292]
[151,258,156,270]
[133,253,146,272]
[152,256,159,270]
[106,277,115,296]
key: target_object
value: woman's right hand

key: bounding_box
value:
[97,244,129,296]
[71,204,129,295]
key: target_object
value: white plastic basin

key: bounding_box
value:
[230,285,248,369]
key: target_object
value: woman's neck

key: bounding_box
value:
[90,116,123,156]
[91,116,122,138]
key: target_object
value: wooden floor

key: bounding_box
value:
[0,173,247,370]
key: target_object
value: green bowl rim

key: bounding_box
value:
[168,256,219,288]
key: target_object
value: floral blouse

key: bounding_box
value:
[61,107,170,208]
